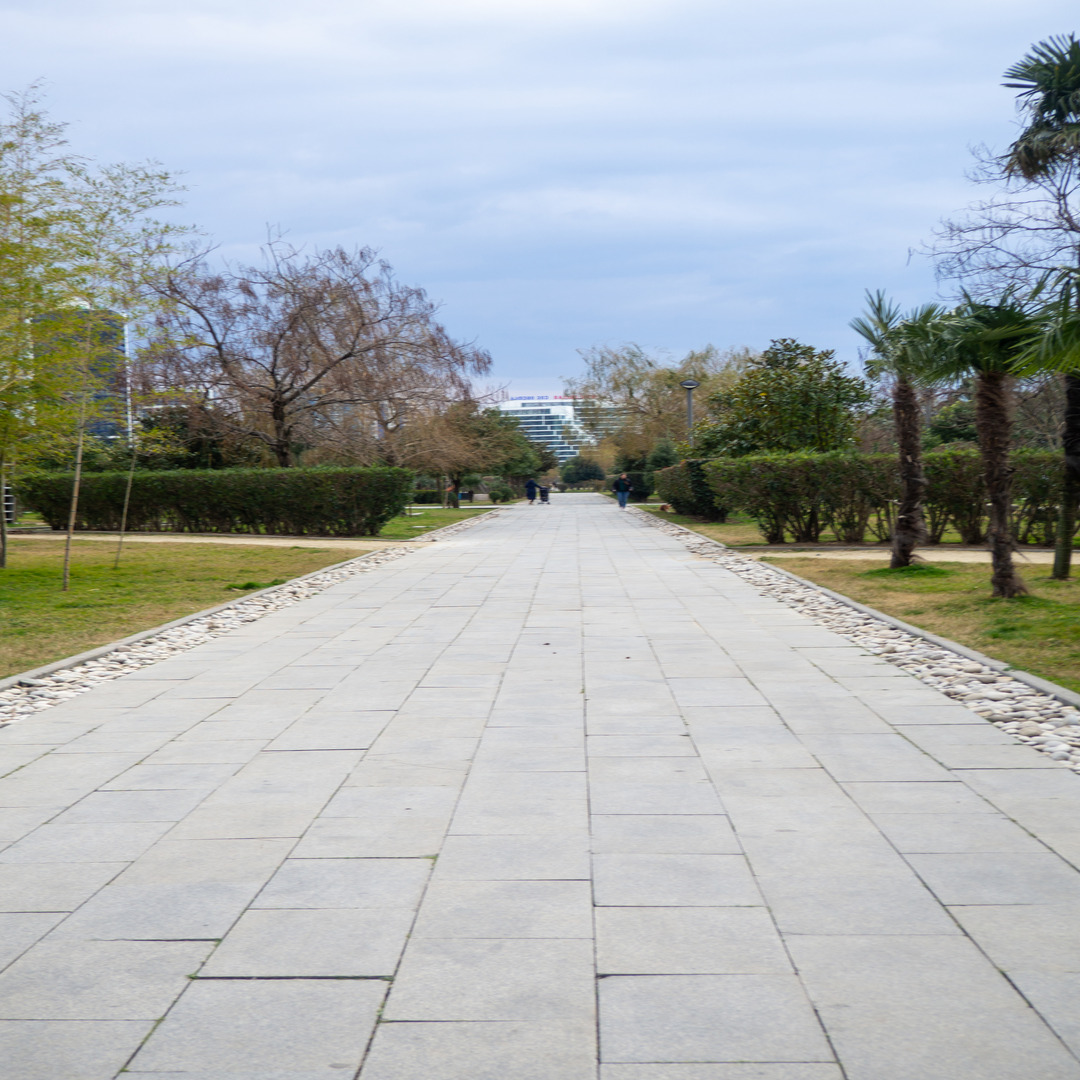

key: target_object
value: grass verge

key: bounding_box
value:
[0,540,363,678]
[760,557,1080,695]
[377,506,494,540]
[636,507,766,547]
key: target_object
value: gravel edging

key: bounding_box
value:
[0,507,503,728]
[630,507,1080,768]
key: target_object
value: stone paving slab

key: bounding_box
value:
[3,494,1080,1078]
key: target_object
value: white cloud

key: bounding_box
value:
[1,0,1076,381]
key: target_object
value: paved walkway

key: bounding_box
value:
[3,494,1080,1080]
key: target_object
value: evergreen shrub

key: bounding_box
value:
[653,460,726,520]
[657,450,1070,545]
[17,466,414,537]
[624,471,653,503]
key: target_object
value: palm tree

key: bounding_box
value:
[1002,34,1080,577]
[932,297,1036,598]
[851,292,943,568]
[1015,281,1080,577]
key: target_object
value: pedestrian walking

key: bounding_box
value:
[524,478,538,504]
[612,473,632,509]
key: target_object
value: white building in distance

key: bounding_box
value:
[494,395,608,463]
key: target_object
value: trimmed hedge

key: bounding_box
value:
[653,459,727,521]
[17,466,414,537]
[655,450,1074,545]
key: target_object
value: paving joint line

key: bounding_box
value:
[0,507,504,722]
[630,505,1080,773]
[629,505,1080,709]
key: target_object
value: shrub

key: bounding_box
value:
[487,484,515,504]
[412,489,442,504]
[1011,449,1063,546]
[703,454,837,542]
[17,466,414,537]
[683,449,1070,546]
[922,450,987,544]
[653,460,726,520]
[625,471,653,503]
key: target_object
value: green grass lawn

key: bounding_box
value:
[760,558,1080,695]
[635,507,774,546]
[377,506,495,540]
[0,540,365,678]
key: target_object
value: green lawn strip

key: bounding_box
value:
[635,507,778,547]
[376,506,494,540]
[0,540,361,678]
[760,557,1080,696]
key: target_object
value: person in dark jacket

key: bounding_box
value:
[612,473,631,509]
[524,478,538,504]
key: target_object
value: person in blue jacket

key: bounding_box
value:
[524,478,538,504]
[612,473,631,509]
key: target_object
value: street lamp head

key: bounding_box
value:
[679,379,701,390]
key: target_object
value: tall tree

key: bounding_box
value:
[934,36,1080,577]
[692,339,871,458]
[566,344,751,463]
[0,86,187,575]
[931,297,1036,598]
[852,292,943,568]
[145,243,489,467]
[1001,34,1080,578]
[403,403,542,505]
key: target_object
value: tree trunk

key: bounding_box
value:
[975,371,1027,598]
[114,443,139,570]
[62,415,87,593]
[271,402,292,466]
[1051,372,1080,579]
[890,375,927,568]
[0,450,8,570]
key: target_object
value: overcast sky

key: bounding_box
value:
[2,0,1077,393]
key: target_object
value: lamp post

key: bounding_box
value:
[680,379,700,448]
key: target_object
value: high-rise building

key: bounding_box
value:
[494,395,616,463]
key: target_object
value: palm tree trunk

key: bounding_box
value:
[1051,372,1080,579]
[975,371,1027,597]
[890,375,927,568]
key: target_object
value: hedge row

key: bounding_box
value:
[654,450,1070,545]
[650,460,727,521]
[17,466,414,537]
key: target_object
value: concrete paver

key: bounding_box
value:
[3,494,1080,1078]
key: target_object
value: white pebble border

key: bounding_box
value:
[633,508,1080,770]
[0,508,502,729]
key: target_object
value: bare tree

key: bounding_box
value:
[144,243,490,466]
[565,343,753,464]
